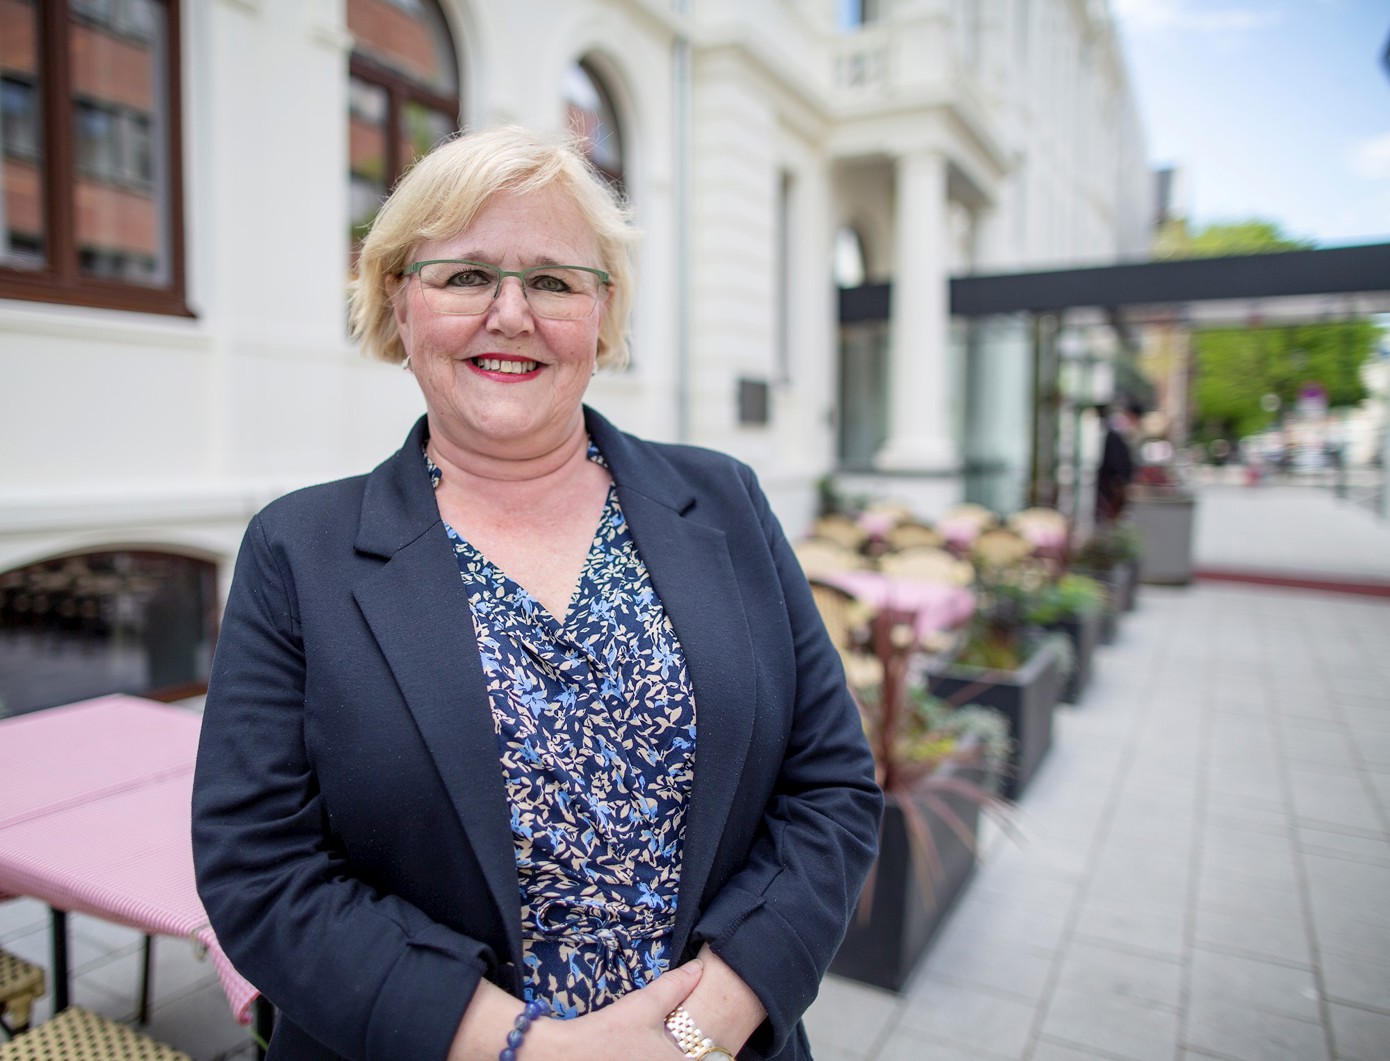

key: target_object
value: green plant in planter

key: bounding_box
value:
[955,561,1053,671]
[853,609,1014,906]
[1027,573,1106,626]
[1072,523,1142,572]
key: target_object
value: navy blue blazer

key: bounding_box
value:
[192,409,881,1060]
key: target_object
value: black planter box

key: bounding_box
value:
[1075,562,1136,645]
[1048,608,1102,704]
[1116,559,1139,613]
[926,637,1063,801]
[830,776,983,992]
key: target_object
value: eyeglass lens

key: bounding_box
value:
[413,261,602,320]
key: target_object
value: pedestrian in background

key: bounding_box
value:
[1096,401,1139,524]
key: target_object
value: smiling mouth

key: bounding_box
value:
[471,356,540,374]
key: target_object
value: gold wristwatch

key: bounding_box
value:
[664,1005,735,1059]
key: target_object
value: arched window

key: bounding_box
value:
[0,550,219,716]
[564,59,624,192]
[0,0,187,315]
[346,0,460,258]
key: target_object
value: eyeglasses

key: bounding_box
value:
[403,259,610,321]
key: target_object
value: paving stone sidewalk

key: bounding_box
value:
[807,579,1390,1061]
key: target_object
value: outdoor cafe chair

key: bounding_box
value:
[794,537,869,579]
[0,949,43,1038]
[0,1006,192,1061]
[972,528,1038,570]
[807,580,881,691]
[883,521,945,552]
[808,513,868,551]
[878,547,975,586]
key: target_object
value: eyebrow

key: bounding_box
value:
[447,254,579,268]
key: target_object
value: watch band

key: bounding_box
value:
[664,1005,734,1059]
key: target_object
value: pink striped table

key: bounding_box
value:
[0,695,259,1026]
[819,570,975,643]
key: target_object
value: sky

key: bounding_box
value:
[1109,0,1390,248]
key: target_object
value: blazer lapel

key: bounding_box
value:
[351,418,523,967]
[587,410,758,953]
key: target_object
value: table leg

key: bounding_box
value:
[49,908,69,1011]
[138,934,153,1023]
[254,996,275,1060]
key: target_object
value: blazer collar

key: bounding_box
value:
[354,415,438,560]
[352,408,696,556]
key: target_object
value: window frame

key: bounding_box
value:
[347,38,460,237]
[566,57,625,193]
[0,0,189,316]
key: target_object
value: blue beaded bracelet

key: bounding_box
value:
[499,998,550,1061]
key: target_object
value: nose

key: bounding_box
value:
[485,275,534,334]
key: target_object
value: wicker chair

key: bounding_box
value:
[808,513,868,551]
[1008,506,1070,560]
[939,502,998,530]
[793,537,868,579]
[807,580,881,691]
[1008,506,1068,535]
[883,521,945,553]
[972,528,1037,569]
[878,546,974,586]
[0,950,44,1038]
[0,1007,192,1061]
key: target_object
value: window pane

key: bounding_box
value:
[69,0,170,285]
[348,76,388,252]
[348,0,459,96]
[399,100,454,167]
[0,0,45,269]
[564,61,623,185]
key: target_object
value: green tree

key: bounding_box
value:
[1193,322,1377,441]
[1155,218,1313,260]
[1162,220,1379,443]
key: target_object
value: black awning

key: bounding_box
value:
[949,243,1390,317]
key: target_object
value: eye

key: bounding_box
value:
[441,265,496,288]
[527,269,578,295]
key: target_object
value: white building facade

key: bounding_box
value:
[0,0,1150,710]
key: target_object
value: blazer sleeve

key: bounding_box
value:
[689,466,883,1057]
[192,514,489,1061]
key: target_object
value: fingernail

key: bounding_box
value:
[687,959,703,973]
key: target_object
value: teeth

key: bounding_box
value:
[474,357,538,374]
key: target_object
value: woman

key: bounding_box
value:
[192,125,881,1061]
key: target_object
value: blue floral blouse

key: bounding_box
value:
[427,444,697,1018]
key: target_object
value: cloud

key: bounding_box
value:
[1348,133,1390,181]
[1111,0,1282,34]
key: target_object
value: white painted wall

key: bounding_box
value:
[0,0,1151,587]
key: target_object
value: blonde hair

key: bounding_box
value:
[349,124,638,369]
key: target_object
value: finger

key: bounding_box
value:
[630,959,704,1017]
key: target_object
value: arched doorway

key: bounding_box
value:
[0,549,219,717]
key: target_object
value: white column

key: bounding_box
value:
[875,149,959,472]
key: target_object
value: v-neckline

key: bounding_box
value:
[449,483,617,629]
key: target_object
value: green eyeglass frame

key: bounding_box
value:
[403,259,611,288]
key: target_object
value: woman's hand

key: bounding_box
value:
[522,960,704,1060]
[448,961,703,1061]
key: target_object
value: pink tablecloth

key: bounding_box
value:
[0,696,258,1024]
[0,696,200,829]
[820,570,974,642]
